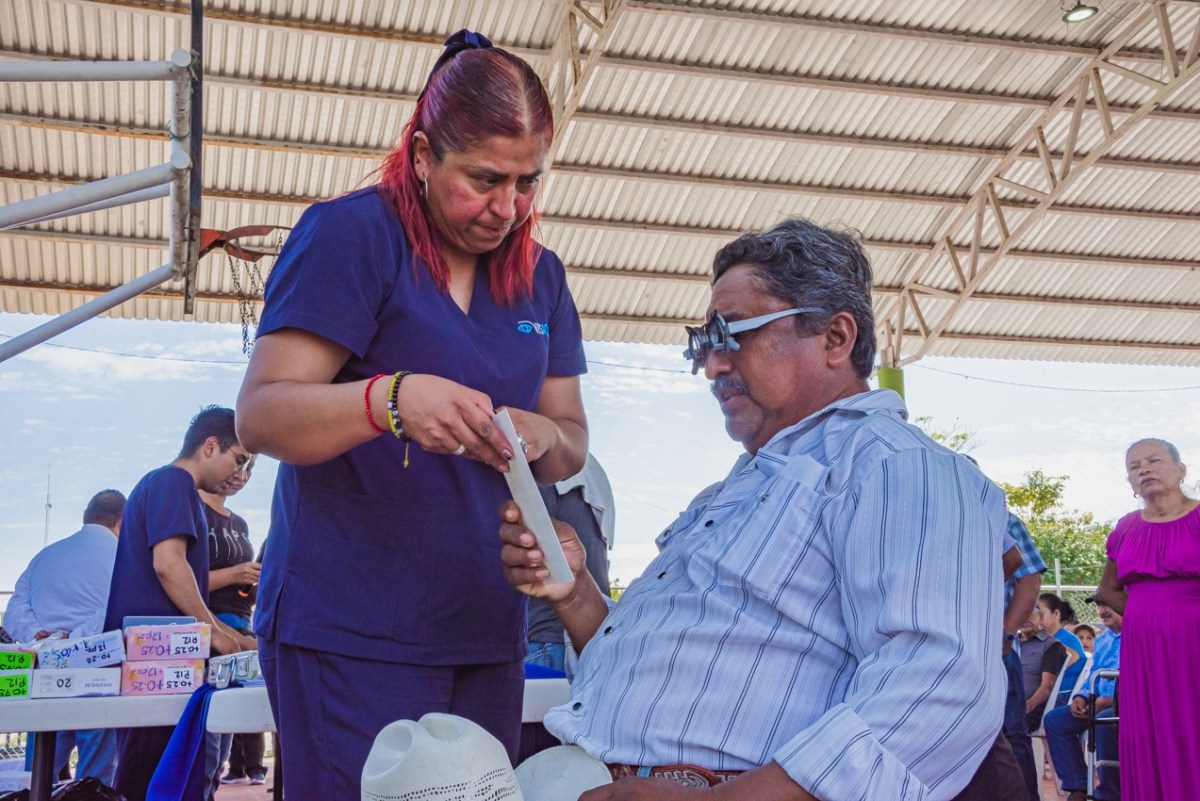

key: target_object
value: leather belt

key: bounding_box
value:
[607,763,744,787]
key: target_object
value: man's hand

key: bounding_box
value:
[1070,696,1089,719]
[498,500,588,603]
[212,627,256,656]
[581,777,714,801]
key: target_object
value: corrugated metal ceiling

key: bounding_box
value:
[2,0,1199,367]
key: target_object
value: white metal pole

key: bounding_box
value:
[169,50,193,279]
[0,263,176,363]
[19,185,171,226]
[1055,557,1062,591]
[0,157,188,231]
[0,59,181,83]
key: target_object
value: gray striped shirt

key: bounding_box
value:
[543,390,1007,800]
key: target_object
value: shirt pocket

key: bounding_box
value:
[690,472,826,601]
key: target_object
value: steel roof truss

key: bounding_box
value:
[883,1,1200,368]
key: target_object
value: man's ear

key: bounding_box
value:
[822,312,858,368]
[203,436,218,458]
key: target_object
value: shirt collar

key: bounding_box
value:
[747,389,908,476]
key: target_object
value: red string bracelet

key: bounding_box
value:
[364,373,387,434]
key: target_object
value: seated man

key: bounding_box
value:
[1044,600,1122,801]
[500,219,1014,801]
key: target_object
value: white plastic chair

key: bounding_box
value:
[1031,653,1092,799]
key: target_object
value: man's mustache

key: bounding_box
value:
[710,376,749,397]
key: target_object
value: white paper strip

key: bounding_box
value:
[493,409,575,585]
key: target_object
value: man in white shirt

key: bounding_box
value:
[5,489,125,785]
[500,219,1014,801]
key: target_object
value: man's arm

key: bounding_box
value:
[152,537,255,655]
[1004,573,1041,636]
[770,449,1006,801]
[2,567,40,643]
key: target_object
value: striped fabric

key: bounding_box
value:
[543,390,1008,800]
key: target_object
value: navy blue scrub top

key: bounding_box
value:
[106,465,210,631]
[253,188,587,665]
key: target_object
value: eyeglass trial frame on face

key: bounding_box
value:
[682,307,825,374]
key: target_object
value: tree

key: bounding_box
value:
[912,415,979,453]
[999,470,1111,587]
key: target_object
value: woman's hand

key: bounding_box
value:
[498,500,587,603]
[496,406,559,463]
[395,374,514,470]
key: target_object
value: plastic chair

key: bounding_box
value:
[1031,653,1092,799]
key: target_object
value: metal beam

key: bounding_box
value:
[598,53,1200,123]
[884,1,1200,367]
[1,110,1193,182]
[4,51,1200,176]
[898,329,1200,354]
[5,118,1199,221]
[626,0,1169,63]
[4,201,1197,274]
[5,17,1199,126]
[5,228,1199,317]
[544,0,630,162]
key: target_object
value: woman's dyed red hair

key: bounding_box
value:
[379,47,553,306]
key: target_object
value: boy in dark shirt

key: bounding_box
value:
[105,405,257,801]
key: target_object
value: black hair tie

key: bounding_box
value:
[422,29,494,93]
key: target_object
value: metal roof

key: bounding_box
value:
[2,0,1199,366]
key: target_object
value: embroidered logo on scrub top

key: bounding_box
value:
[516,320,550,336]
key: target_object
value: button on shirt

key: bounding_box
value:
[3,524,118,643]
[543,390,1008,801]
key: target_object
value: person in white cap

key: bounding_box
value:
[500,219,1015,801]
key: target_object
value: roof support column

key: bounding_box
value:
[877,366,905,401]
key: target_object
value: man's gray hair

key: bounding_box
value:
[712,218,876,378]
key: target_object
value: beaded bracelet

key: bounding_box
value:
[386,371,414,467]
[364,373,387,435]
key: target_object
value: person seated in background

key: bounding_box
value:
[4,490,126,786]
[1043,599,1122,801]
[526,452,614,679]
[1073,623,1096,653]
[1018,600,1067,734]
[1038,592,1086,707]
[500,218,1017,801]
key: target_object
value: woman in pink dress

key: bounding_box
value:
[1098,438,1200,801]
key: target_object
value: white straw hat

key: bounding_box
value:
[362,713,522,801]
[514,745,612,801]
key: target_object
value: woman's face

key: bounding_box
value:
[1038,604,1060,632]
[1126,442,1185,498]
[1075,626,1095,651]
[414,132,547,269]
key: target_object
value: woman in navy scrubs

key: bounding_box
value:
[236,31,588,800]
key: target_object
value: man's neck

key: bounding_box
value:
[170,456,203,489]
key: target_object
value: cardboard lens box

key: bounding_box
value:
[120,660,206,696]
[35,630,126,669]
[31,668,121,699]
[124,623,211,661]
[0,670,31,701]
[0,645,36,671]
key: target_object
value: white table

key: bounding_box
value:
[1,679,570,801]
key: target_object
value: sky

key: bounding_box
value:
[3,310,1200,595]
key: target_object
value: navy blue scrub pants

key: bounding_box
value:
[259,637,525,801]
